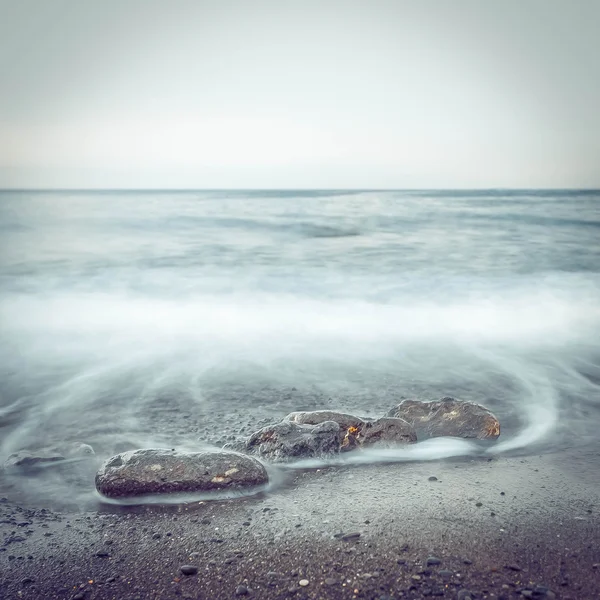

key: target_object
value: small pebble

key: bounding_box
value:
[299,579,309,586]
[426,556,441,566]
[235,585,248,595]
[428,476,438,481]
[180,565,198,575]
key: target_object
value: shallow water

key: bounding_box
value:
[1,189,599,507]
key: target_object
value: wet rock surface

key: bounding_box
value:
[387,397,500,440]
[356,416,417,447]
[95,449,268,498]
[242,412,417,461]
[243,420,342,462]
[284,410,366,431]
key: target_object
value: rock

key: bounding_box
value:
[4,450,66,469]
[243,410,416,462]
[387,397,500,440]
[426,556,442,566]
[235,585,249,595]
[285,410,416,450]
[243,420,342,462]
[299,579,309,586]
[285,410,365,431]
[95,449,269,498]
[353,417,416,447]
[180,565,198,575]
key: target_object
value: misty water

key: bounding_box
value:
[1,189,599,508]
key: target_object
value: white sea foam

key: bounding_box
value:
[1,190,599,507]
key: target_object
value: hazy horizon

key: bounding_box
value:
[1,0,599,189]
[2,186,600,192]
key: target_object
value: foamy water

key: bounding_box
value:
[0,189,599,506]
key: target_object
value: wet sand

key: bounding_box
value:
[1,447,599,600]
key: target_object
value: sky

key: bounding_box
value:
[0,0,599,189]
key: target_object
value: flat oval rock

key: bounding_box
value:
[243,420,341,462]
[387,397,500,440]
[95,449,268,498]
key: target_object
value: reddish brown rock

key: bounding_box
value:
[387,397,500,440]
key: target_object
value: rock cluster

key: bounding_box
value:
[8,396,497,499]
[240,397,497,462]
[241,410,417,462]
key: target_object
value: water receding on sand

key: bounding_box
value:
[0,190,599,509]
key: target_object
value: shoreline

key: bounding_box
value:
[2,448,599,599]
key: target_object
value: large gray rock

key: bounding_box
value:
[244,420,342,462]
[387,397,500,440]
[285,410,416,449]
[95,449,268,498]
[243,412,417,461]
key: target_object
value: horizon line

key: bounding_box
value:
[1,187,599,193]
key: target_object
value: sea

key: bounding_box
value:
[0,189,599,507]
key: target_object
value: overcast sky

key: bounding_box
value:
[0,0,598,189]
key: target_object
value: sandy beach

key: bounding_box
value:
[2,445,599,600]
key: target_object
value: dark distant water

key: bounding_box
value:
[1,190,599,505]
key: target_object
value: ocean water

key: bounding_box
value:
[0,189,599,505]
